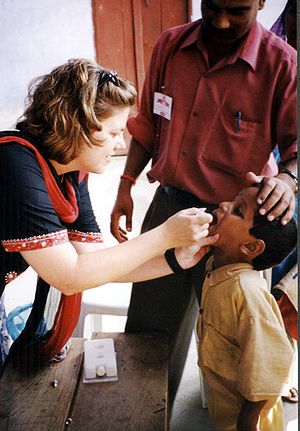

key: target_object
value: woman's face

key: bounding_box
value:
[78,107,130,174]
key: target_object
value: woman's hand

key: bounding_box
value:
[158,207,215,250]
[175,233,219,269]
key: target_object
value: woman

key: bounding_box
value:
[0,59,217,374]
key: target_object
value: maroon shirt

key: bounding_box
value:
[127,20,297,203]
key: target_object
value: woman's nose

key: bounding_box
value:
[114,134,126,151]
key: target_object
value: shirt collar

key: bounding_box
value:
[180,19,202,49]
[205,256,254,286]
[181,20,262,72]
[237,21,262,71]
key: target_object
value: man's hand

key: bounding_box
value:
[110,184,134,242]
[245,171,295,224]
[110,138,152,242]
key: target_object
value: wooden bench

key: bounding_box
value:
[0,332,169,430]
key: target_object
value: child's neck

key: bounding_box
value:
[212,251,251,269]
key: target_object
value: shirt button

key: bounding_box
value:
[182,150,188,155]
[192,111,200,117]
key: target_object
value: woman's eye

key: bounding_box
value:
[112,132,122,138]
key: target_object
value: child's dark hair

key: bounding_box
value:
[249,183,297,271]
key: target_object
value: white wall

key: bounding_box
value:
[0,0,95,126]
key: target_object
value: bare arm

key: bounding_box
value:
[21,208,214,295]
[110,138,151,242]
[71,221,217,283]
[71,241,106,254]
[117,233,218,282]
[121,138,152,181]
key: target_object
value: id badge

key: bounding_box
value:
[153,92,173,120]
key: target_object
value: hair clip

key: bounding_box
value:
[98,69,120,87]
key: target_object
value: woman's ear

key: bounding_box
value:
[240,239,265,258]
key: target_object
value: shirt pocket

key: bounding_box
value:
[199,105,269,176]
[200,324,241,384]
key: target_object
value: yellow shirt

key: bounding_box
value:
[197,258,293,431]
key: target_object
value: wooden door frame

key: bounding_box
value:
[92,0,193,153]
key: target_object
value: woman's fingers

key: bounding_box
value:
[200,233,219,246]
[163,207,217,249]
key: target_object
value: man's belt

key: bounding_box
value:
[161,186,217,212]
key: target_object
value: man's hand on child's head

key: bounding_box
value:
[245,171,295,225]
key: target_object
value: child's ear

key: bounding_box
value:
[241,239,265,258]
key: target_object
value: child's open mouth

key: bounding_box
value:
[211,210,218,226]
[209,210,218,234]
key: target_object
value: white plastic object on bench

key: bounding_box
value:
[83,338,118,383]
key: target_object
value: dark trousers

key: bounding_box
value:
[125,186,218,409]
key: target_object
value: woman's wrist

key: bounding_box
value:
[164,248,185,273]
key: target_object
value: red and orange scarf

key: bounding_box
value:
[0,135,85,359]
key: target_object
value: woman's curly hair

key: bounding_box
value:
[17,58,136,164]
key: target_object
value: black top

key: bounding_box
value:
[0,130,102,372]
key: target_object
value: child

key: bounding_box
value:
[196,184,297,431]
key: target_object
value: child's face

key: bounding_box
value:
[209,186,260,264]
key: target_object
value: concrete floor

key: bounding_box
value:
[170,333,216,431]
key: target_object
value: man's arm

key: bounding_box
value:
[119,138,152,183]
[110,138,151,242]
[248,37,298,225]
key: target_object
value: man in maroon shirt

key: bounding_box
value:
[111,0,297,411]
